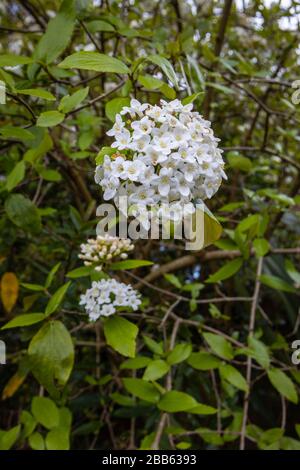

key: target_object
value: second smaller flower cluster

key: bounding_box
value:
[79,235,134,271]
[80,278,141,321]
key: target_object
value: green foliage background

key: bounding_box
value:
[0,0,300,451]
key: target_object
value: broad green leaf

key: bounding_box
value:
[0,54,34,67]
[29,432,45,450]
[137,74,164,90]
[17,88,56,101]
[34,0,76,64]
[24,133,53,164]
[248,336,270,369]
[143,359,169,381]
[37,110,65,127]
[259,275,297,293]
[206,258,243,283]
[45,428,70,450]
[31,396,59,429]
[158,391,197,412]
[187,351,221,370]
[6,161,26,191]
[147,55,178,88]
[58,87,89,113]
[253,238,270,257]
[28,320,74,393]
[0,425,20,450]
[58,52,130,74]
[37,168,62,182]
[105,97,130,122]
[188,404,217,415]
[103,316,138,358]
[45,281,71,316]
[87,20,115,33]
[219,364,248,392]
[227,152,252,172]
[110,259,153,270]
[167,343,192,365]
[203,333,234,360]
[122,378,160,403]
[1,313,45,330]
[164,274,182,289]
[143,335,164,355]
[5,194,41,233]
[0,126,34,141]
[66,266,94,278]
[120,356,151,370]
[267,368,298,404]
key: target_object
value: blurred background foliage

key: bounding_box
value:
[0,0,300,451]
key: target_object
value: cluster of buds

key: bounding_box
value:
[79,235,134,271]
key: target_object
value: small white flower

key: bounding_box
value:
[112,129,131,150]
[120,98,148,117]
[131,116,153,137]
[106,114,125,136]
[157,168,173,196]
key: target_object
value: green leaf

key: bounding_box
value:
[285,259,300,285]
[182,92,203,105]
[143,359,169,381]
[110,259,153,270]
[66,266,94,279]
[147,55,178,88]
[206,258,243,283]
[86,20,115,33]
[143,335,164,355]
[28,320,74,393]
[188,404,217,415]
[31,396,59,429]
[259,275,297,293]
[105,97,130,122]
[267,368,298,404]
[29,432,45,450]
[21,282,45,291]
[45,281,71,316]
[0,54,34,67]
[164,274,182,289]
[1,313,45,330]
[120,356,151,370]
[37,168,62,182]
[103,316,138,358]
[0,126,34,141]
[34,0,76,64]
[123,378,160,403]
[248,336,270,369]
[0,425,20,450]
[58,87,89,113]
[137,74,164,90]
[45,428,70,450]
[37,110,65,127]
[253,238,270,257]
[5,194,41,233]
[158,391,197,412]
[167,343,192,365]
[45,263,61,289]
[219,364,248,392]
[227,152,252,172]
[203,333,234,360]
[58,52,130,74]
[17,88,56,101]
[187,351,221,370]
[6,161,26,192]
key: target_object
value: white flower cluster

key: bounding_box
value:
[80,278,141,321]
[79,235,134,271]
[95,98,226,228]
